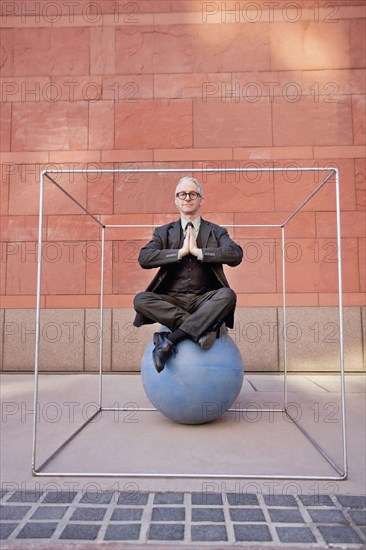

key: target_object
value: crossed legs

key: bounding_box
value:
[134,288,236,372]
[133,287,236,342]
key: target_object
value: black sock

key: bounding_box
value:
[168,328,189,344]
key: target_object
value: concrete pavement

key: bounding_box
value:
[0,373,365,547]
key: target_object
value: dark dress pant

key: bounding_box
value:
[133,287,236,341]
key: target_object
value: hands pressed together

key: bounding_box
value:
[179,225,201,259]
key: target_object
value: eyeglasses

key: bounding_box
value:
[176,191,201,200]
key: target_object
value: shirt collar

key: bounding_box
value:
[181,216,201,232]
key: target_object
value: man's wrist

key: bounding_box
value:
[178,248,189,259]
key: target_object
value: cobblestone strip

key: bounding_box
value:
[295,493,324,545]
[183,491,192,544]
[0,489,44,540]
[259,492,281,545]
[0,490,365,547]
[222,491,235,543]
[85,491,115,542]
[332,494,366,546]
[139,491,154,543]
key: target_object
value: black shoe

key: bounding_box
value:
[152,332,175,373]
[153,331,171,349]
[198,322,227,350]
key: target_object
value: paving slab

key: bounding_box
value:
[276,525,316,543]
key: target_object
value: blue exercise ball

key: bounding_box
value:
[141,332,244,424]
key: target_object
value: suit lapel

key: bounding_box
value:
[198,218,212,248]
[168,220,182,249]
[166,219,212,248]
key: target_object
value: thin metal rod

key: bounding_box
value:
[105,224,283,229]
[44,173,104,228]
[101,407,286,413]
[32,410,345,479]
[44,168,336,174]
[102,407,157,412]
[98,227,105,408]
[335,167,348,477]
[284,410,345,477]
[282,170,336,226]
[281,226,288,408]
[33,407,344,479]
[33,166,346,482]
[32,171,45,472]
[33,471,346,480]
[34,409,101,473]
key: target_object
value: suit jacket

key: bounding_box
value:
[133,218,243,328]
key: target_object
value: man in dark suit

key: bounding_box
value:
[133,176,243,372]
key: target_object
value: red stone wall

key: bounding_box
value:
[1,0,365,313]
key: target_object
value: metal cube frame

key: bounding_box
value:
[32,167,347,480]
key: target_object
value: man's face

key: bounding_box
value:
[174,180,203,217]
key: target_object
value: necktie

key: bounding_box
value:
[185,222,194,239]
